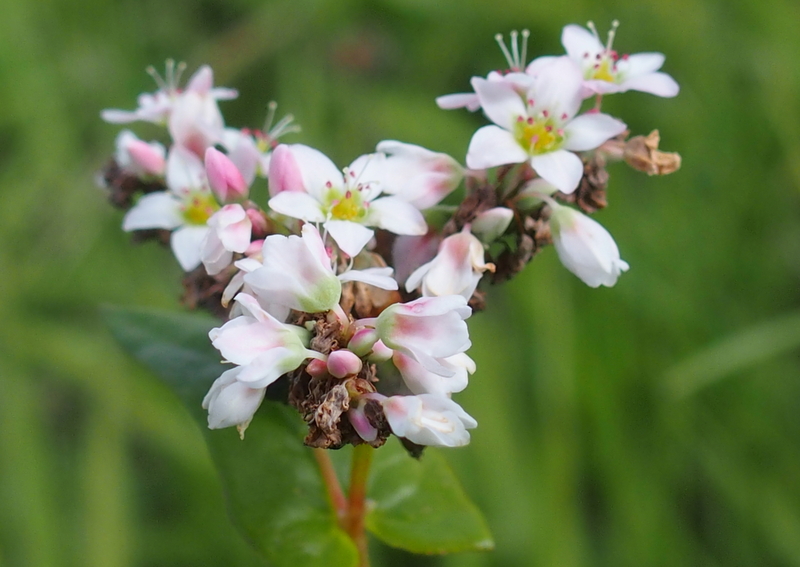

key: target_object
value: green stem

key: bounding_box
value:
[347,444,374,567]
[313,449,348,528]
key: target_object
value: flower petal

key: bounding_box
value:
[529,56,584,121]
[122,192,183,231]
[435,93,480,111]
[530,150,584,194]
[466,125,528,169]
[561,24,604,60]
[621,72,680,97]
[171,225,209,271]
[623,52,666,76]
[286,144,343,200]
[324,220,374,258]
[338,267,398,290]
[471,77,526,131]
[563,113,627,151]
[365,197,427,236]
[268,191,326,222]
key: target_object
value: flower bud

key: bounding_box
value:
[348,328,379,357]
[326,349,363,378]
[548,201,629,287]
[306,358,328,378]
[471,207,513,243]
[267,144,304,196]
[115,130,166,177]
[367,339,393,363]
[205,147,248,202]
[246,208,269,236]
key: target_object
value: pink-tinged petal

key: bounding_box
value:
[466,126,528,169]
[122,192,183,231]
[268,191,325,222]
[404,261,431,294]
[563,113,627,152]
[268,144,306,196]
[202,367,266,430]
[170,225,209,271]
[186,65,213,94]
[561,24,604,60]
[168,92,225,155]
[124,137,166,176]
[392,234,440,286]
[366,197,427,236]
[471,77,526,130]
[166,145,207,193]
[620,72,679,97]
[338,267,398,290]
[223,130,259,186]
[530,150,585,194]
[286,144,343,200]
[388,295,471,319]
[324,220,374,258]
[301,224,332,267]
[529,56,584,121]
[435,93,480,111]
[623,52,666,76]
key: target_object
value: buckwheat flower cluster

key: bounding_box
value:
[100,21,680,453]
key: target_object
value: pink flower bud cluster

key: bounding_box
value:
[100,21,679,451]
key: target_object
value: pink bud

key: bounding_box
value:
[268,144,304,197]
[471,207,514,243]
[326,349,363,379]
[348,328,379,357]
[367,340,393,363]
[205,147,248,202]
[306,358,328,378]
[246,208,269,236]
[127,140,166,175]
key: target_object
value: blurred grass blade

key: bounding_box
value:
[665,310,800,397]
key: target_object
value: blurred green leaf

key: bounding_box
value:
[366,440,494,555]
[103,305,359,567]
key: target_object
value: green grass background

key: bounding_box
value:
[2,0,800,565]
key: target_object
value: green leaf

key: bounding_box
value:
[366,439,494,554]
[103,305,358,567]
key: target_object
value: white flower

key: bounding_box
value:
[202,367,266,432]
[406,228,493,300]
[375,295,471,375]
[267,144,427,257]
[122,146,218,271]
[209,293,320,389]
[466,56,626,194]
[244,224,398,315]
[380,394,477,447]
[101,61,236,127]
[531,21,679,98]
[200,204,252,276]
[548,200,629,287]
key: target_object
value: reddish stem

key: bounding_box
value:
[347,444,373,567]
[313,448,348,527]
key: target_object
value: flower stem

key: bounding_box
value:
[313,448,348,528]
[347,443,374,567]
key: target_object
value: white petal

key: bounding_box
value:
[563,113,627,151]
[268,191,325,222]
[525,56,558,76]
[236,347,299,388]
[466,126,528,169]
[338,267,398,290]
[170,225,209,271]
[471,77,526,131]
[166,145,207,193]
[561,24,604,60]
[623,52,666,76]
[286,144,343,200]
[621,72,679,97]
[324,220,374,258]
[366,197,427,236]
[435,93,480,111]
[529,57,584,121]
[122,192,183,231]
[186,65,213,94]
[530,150,584,194]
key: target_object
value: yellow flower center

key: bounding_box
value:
[590,58,616,82]
[182,192,219,225]
[514,115,564,155]
[328,188,366,221]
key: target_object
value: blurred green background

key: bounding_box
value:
[2,0,800,565]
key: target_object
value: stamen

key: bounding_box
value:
[173,61,187,89]
[606,20,620,52]
[325,181,333,188]
[494,33,516,70]
[145,65,167,92]
[561,113,568,120]
[510,30,519,70]
[587,21,600,40]
[542,110,549,118]
[263,101,278,133]
[520,29,530,69]
[526,117,534,124]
